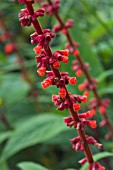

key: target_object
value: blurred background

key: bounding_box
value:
[0,0,113,170]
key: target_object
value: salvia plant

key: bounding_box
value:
[16,0,109,169]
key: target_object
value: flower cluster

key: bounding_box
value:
[52,92,87,111]
[53,19,74,34]
[18,8,45,26]
[34,48,69,76]
[64,112,96,130]
[41,71,76,88]
[73,136,104,170]
[78,79,97,93]
[71,135,102,152]
[42,1,74,34]
[89,98,110,114]
[72,60,89,77]
[31,29,55,46]
[88,162,105,170]
[17,0,105,169]
[42,0,60,15]
[64,42,80,55]
[79,158,105,170]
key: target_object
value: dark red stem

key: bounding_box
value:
[25,2,94,165]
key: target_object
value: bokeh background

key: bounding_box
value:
[0,0,113,170]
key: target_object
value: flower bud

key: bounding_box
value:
[37,66,46,76]
[73,103,80,112]
[85,111,93,118]
[61,29,67,34]
[60,49,69,56]
[99,106,106,114]
[76,69,82,77]
[78,83,86,91]
[73,49,80,56]
[83,90,89,97]
[88,120,97,128]
[41,79,52,88]
[81,95,87,103]
[69,77,77,85]
[53,61,60,69]
[33,45,42,54]
[59,88,66,98]
[62,56,68,63]
[4,43,16,55]
[79,158,87,165]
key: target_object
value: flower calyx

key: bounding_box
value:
[53,19,74,34]
[42,0,60,15]
[18,8,45,27]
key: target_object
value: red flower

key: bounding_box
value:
[37,66,46,76]
[88,120,97,129]
[34,45,42,54]
[69,77,77,85]
[99,106,106,114]
[41,79,52,88]
[73,103,80,112]
[62,56,68,63]
[4,43,16,55]
[58,88,66,98]
[78,83,86,91]
[76,69,82,77]
[73,49,80,57]
[53,61,60,69]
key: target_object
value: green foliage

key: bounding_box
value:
[17,162,77,170]
[70,24,103,77]
[0,0,113,170]
[18,162,48,170]
[88,20,113,43]
[0,114,67,162]
[0,162,8,170]
[97,69,113,83]
[0,74,30,106]
[0,131,12,144]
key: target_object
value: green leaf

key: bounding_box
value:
[0,114,67,162]
[17,162,48,170]
[97,69,113,82]
[0,74,30,105]
[89,20,113,42]
[0,3,10,10]
[80,152,113,170]
[104,141,113,150]
[0,162,8,170]
[0,53,7,64]
[0,131,12,144]
[99,85,113,95]
[65,23,103,78]
[1,59,35,73]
